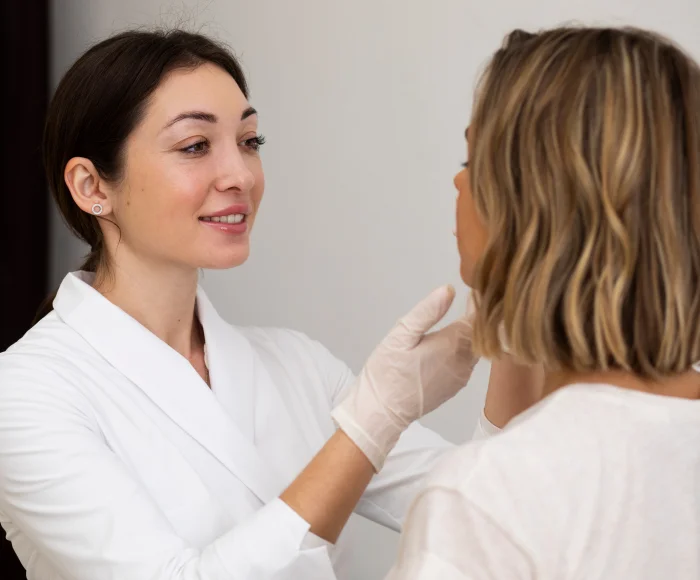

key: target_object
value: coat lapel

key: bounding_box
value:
[54,272,281,503]
[196,289,256,442]
[197,291,305,489]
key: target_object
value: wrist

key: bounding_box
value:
[330,400,404,472]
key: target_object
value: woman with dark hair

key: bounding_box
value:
[0,29,541,580]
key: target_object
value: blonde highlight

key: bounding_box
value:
[469,27,700,379]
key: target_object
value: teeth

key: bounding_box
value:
[201,213,245,224]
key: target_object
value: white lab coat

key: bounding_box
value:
[0,272,452,580]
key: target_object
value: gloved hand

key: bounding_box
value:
[331,285,478,471]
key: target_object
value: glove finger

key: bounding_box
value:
[424,315,475,365]
[385,285,456,350]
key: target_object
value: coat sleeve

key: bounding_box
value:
[302,337,454,532]
[0,366,337,580]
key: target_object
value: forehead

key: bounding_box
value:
[143,63,249,127]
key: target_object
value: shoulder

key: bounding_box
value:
[423,388,616,547]
[3,310,80,358]
[433,386,613,485]
[238,326,327,355]
[0,313,96,415]
[235,325,355,402]
[236,326,342,371]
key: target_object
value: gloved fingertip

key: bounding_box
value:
[431,284,456,310]
[424,284,457,322]
[443,284,456,302]
[390,284,458,347]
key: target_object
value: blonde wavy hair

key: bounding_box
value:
[469,27,700,379]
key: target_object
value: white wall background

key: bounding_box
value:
[49,1,700,577]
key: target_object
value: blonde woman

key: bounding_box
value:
[385,27,700,578]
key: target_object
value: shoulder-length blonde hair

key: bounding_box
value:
[469,27,700,379]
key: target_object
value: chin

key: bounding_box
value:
[460,262,475,288]
[199,246,251,270]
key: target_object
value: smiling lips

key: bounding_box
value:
[199,205,250,233]
[200,213,245,224]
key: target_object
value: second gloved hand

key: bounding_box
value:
[331,285,478,471]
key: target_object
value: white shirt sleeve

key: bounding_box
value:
[0,372,335,580]
[385,486,534,580]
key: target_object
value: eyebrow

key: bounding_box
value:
[163,106,258,130]
[465,125,470,142]
[241,106,257,120]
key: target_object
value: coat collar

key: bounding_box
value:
[54,271,282,503]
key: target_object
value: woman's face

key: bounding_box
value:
[106,63,265,270]
[454,126,488,287]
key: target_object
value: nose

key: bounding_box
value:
[215,146,256,193]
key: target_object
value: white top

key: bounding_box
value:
[387,383,700,579]
[0,272,452,580]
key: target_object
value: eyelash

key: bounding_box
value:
[462,161,469,168]
[243,134,266,152]
[179,134,267,156]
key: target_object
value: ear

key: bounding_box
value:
[64,157,113,216]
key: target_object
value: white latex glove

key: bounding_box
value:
[331,285,478,471]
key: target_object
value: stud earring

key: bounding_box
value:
[91,203,103,216]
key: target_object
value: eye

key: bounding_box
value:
[240,134,266,152]
[180,140,210,155]
[461,161,469,168]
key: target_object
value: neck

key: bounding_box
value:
[92,253,202,359]
[544,367,700,400]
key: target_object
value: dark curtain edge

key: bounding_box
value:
[0,1,49,577]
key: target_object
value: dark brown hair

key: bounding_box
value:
[36,29,248,321]
[469,27,700,379]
